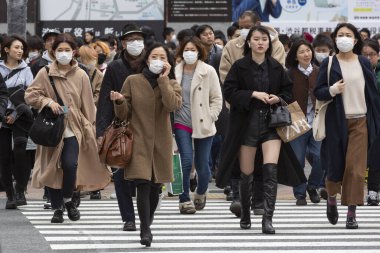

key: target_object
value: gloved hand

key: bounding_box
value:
[329,79,345,96]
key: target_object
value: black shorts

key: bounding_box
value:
[242,109,280,147]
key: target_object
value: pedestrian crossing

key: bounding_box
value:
[19,199,380,252]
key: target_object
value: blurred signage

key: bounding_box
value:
[168,0,231,22]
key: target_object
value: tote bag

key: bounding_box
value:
[276,101,311,142]
[312,56,333,141]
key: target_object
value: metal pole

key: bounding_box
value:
[6,0,28,38]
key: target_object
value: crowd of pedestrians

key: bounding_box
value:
[1,10,380,247]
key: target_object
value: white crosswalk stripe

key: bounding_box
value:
[19,199,380,252]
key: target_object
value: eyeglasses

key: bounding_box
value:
[124,38,143,43]
[363,52,378,58]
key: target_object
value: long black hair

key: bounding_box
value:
[138,42,175,79]
[243,26,272,57]
[331,23,363,55]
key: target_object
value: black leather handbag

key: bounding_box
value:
[268,98,292,128]
[29,67,65,147]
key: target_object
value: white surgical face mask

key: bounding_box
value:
[336,37,354,53]
[126,40,144,56]
[315,52,329,63]
[183,51,198,65]
[149,59,164,74]
[28,51,39,61]
[55,51,72,65]
[216,44,224,50]
[240,29,250,40]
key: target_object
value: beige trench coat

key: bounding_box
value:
[25,61,111,191]
[219,24,286,83]
[114,74,182,183]
[88,67,103,106]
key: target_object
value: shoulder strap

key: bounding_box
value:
[3,68,24,81]
[327,56,333,86]
[90,69,97,86]
[45,66,64,106]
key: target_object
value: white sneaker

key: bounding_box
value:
[110,192,117,199]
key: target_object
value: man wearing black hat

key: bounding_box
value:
[30,29,61,77]
[96,23,145,232]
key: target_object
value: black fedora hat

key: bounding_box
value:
[119,23,144,40]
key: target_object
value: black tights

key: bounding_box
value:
[136,180,161,235]
[48,137,79,209]
[0,127,28,191]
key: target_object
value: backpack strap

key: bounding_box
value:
[90,69,97,88]
[3,68,24,81]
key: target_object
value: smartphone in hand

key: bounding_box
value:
[60,106,69,114]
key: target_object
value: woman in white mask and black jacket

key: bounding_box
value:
[173,36,223,214]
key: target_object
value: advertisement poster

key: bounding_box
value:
[168,0,231,22]
[38,0,165,39]
[245,0,380,36]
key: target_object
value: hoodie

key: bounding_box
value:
[219,24,286,83]
[0,60,34,118]
[30,50,54,77]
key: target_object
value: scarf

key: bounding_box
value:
[142,67,159,89]
[124,50,145,72]
[298,63,313,76]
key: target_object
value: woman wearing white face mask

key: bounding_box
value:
[25,33,111,224]
[314,23,380,229]
[173,36,223,214]
[110,42,182,247]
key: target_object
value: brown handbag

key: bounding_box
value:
[98,119,133,168]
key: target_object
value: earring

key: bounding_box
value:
[248,43,251,48]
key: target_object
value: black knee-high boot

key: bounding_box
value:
[149,184,161,226]
[252,167,264,215]
[137,183,153,247]
[262,163,278,234]
[239,173,253,229]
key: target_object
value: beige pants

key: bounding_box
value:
[326,117,368,206]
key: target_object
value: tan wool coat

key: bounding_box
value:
[219,25,286,83]
[114,74,182,183]
[88,67,103,106]
[25,61,111,191]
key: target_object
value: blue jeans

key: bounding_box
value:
[209,134,223,178]
[290,130,324,199]
[174,129,213,203]
[113,168,135,222]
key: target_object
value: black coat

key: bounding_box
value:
[314,55,380,181]
[216,55,307,188]
[96,52,139,137]
[30,56,48,77]
[0,75,7,121]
